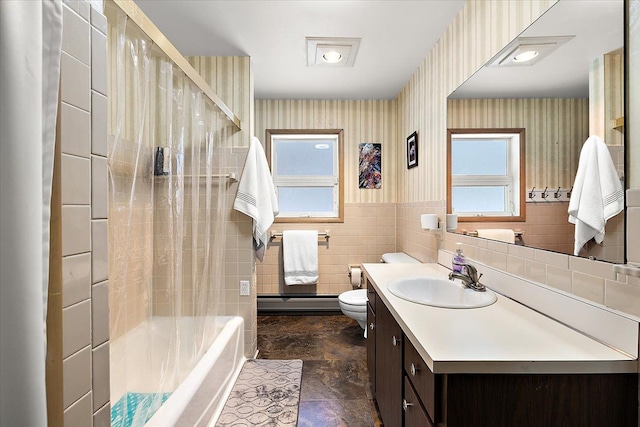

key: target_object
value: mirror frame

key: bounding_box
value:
[447,128,526,222]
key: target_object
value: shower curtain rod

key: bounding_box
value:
[108,0,242,131]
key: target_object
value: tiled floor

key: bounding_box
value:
[257,314,384,427]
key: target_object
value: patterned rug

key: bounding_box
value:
[216,359,303,427]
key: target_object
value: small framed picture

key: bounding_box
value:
[406,131,418,169]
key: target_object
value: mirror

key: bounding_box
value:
[446,0,624,263]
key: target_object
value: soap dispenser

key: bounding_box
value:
[452,243,466,274]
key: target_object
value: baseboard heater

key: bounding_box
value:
[257,295,340,313]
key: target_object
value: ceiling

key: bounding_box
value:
[133,0,466,100]
[449,0,623,99]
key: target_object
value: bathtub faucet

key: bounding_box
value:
[448,262,485,292]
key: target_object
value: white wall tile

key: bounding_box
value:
[61,52,91,111]
[92,156,108,219]
[61,103,91,157]
[546,265,572,293]
[92,281,109,346]
[63,253,92,308]
[91,92,108,156]
[62,154,91,205]
[62,206,91,256]
[63,346,92,409]
[90,7,107,34]
[533,249,569,269]
[605,280,640,317]
[93,403,110,427]
[524,259,546,284]
[63,0,90,20]
[63,391,92,427]
[627,207,640,264]
[487,240,509,254]
[507,244,535,260]
[569,256,616,280]
[627,189,640,207]
[571,271,605,304]
[91,28,107,95]
[506,255,525,276]
[92,342,110,411]
[92,220,108,283]
[63,300,91,358]
[62,5,91,65]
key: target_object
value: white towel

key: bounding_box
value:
[477,229,515,244]
[234,137,279,261]
[568,135,624,256]
[283,230,318,285]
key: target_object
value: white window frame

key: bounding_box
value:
[267,129,344,222]
[448,129,525,221]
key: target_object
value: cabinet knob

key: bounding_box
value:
[402,399,413,412]
[410,362,417,376]
[369,322,375,330]
[392,335,401,346]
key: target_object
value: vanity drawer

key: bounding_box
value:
[404,377,434,427]
[404,337,439,423]
[366,279,376,313]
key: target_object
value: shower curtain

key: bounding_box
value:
[0,0,62,425]
[108,8,234,426]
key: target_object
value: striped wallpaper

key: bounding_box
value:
[396,0,558,203]
[447,98,589,190]
[255,99,398,204]
[188,56,254,147]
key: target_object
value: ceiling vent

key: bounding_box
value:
[306,37,361,67]
[488,36,574,67]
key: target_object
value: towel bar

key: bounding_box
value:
[269,230,330,241]
[464,230,523,238]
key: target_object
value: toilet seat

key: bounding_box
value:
[338,288,367,308]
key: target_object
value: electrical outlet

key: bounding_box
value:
[240,280,250,296]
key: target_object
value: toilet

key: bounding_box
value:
[339,253,420,337]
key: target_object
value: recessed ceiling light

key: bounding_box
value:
[322,51,343,64]
[488,36,574,67]
[512,50,538,63]
[306,37,361,67]
[314,143,330,150]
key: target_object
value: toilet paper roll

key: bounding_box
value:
[350,267,362,287]
[420,214,439,230]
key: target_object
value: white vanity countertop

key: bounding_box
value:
[362,262,638,374]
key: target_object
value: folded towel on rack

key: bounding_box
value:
[568,135,624,256]
[477,229,516,244]
[234,137,279,261]
[283,230,318,286]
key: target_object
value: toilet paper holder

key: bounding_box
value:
[348,264,363,288]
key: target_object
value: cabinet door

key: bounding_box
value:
[404,377,434,427]
[404,337,439,423]
[376,300,403,427]
[367,301,376,396]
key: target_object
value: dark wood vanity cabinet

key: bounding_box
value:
[368,287,639,427]
[366,281,376,395]
[369,285,403,427]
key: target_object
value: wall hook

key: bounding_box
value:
[567,186,573,198]
[541,187,549,199]
[528,187,536,199]
[554,187,561,198]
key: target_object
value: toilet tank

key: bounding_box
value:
[380,252,420,264]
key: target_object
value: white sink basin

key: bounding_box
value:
[387,276,497,309]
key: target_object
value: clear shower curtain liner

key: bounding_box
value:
[108,10,232,427]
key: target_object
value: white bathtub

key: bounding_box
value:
[110,316,246,427]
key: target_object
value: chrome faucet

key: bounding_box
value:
[448,262,486,292]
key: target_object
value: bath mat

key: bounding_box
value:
[111,392,172,427]
[216,359,303,427]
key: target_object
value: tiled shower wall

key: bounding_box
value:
[59,0,110,425]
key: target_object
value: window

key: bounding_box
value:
[266,129,344,222]
[447,128,525,221]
